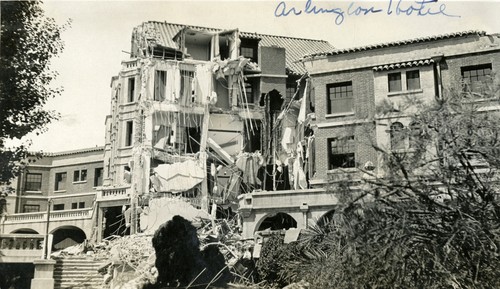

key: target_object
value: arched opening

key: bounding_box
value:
[257,212,297,231]
[10,228,39,234]
[316,209,336,228]
[50,226,86,251]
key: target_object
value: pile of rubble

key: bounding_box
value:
[87,215,256,289]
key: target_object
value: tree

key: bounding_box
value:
[0,1,68,183]
[258,80,500,288]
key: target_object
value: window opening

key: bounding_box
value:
[125,121,133,147]
[73,169,87,182]
[128,77,135,102]
[55,172,67,191]
[23,204,40,213]
[94,168,103,187]
[390,122,406,150]
[327,81,353,114]
[461,64,492,93]
[154,70,167,101]
[328,136,355,169]
[25,173,42,191]
[388,72,402,92]
[406,70,421,90]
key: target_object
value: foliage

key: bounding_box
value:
[0,1,68,183]
[257,84,500,288]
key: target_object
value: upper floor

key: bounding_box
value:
[301,31,500,185]
[11,147,104,213]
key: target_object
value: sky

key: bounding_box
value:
[20,0,500,152]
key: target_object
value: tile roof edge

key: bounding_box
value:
[303,30,488,59]
[30,146,105,157]
[141,20,333,44]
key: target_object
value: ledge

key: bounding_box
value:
[387,89,423,97]
[325,112,355,118]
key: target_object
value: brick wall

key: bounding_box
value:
[441,52,500,93]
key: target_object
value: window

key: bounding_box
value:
[244,81,254,104]
[388,72,402,92]
[461,64,492,93]
[286,86,297,99]
[25,173,42,191]
[390,122,405,150]
[94,168,103,187]
[154,70,166,101]
[127,77,135,102]
[328,136,355,169]
[409,122,421,149]
[73,169,87,182]
[406,70,421,90]
[180,70,195,102]
[23,204,40,213]
[125,121,133,147]
[55,172,67,191]
[71,202,85,209]
[240,46,257,63]
[327,82,353,114]
[53,204,65,211]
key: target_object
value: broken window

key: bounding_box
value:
[180,70,195,103]
[55,172,67,191]
[240,38,259,63]
[153,125,173,150]
[243,80,255,104]
[185,127,201,154]
[154,70,167,101]
[328,136,355,169]
[244,120,262,152]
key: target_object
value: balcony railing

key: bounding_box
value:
[0,234,44,250]
[97,186,130,200]
[0,234,51,263]
[3,208,95,224]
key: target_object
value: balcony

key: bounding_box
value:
[0,234,49,263]
[3,208,95,225]
[97,186,130,201]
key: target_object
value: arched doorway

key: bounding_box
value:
[50,226,86,250]
[257,212,297,231]
[316,209,335,228]
[10,228,39,234]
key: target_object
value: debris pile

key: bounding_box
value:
[89,214,256,289]
[93,234,157,289]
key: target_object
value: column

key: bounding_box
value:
[31,259,56,289]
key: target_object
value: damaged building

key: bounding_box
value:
[101,21,336,239]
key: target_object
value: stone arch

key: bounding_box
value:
[316,209,336,228]
[50,225,87,250]
[255,212,297,232]
[10,228,39,234]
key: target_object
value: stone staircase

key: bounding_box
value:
[53,256,106,289]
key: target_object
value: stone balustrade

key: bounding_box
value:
[98,186,130,200]
[0,234,44,250]
[3,208,95,224]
